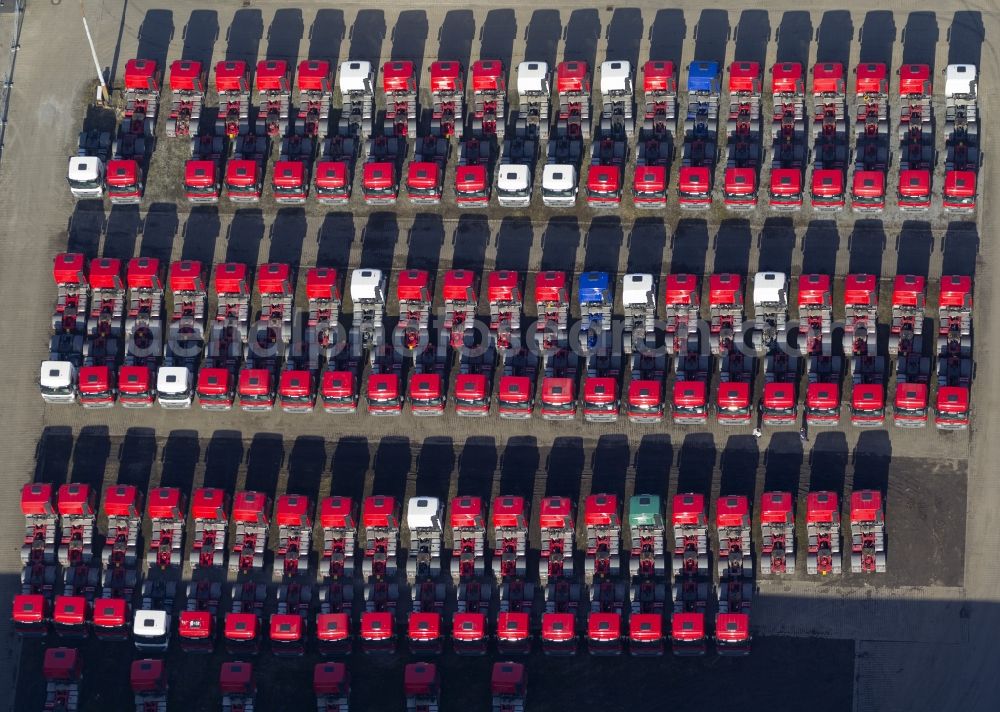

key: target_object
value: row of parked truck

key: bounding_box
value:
[14,484,886,665]
[67,56,980,212]
[40,255,974,430]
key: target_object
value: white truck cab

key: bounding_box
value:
[496,165,532,207]
[542,164,579,207]
[39,360,77,403]
[156,366,193,408]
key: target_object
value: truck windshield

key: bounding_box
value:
[769,190,801,201]
[456,188,488,198]
[893,405,926,417]
[810,191,842,203]
[108,183,138,193]
[679,189,709,198]
[68,178,102,190]
[240,392,272,402]
[185,184,218,195]
[280,393,313,403]
[945,195,974,205]
[407,185,439,196]
[544,401,575,411]
[82,390,112,399]
[808,406,839,416]
[674,404,706,414]
[272,185,303,195]
[851,406,884,417]
[717,404,749,413]
[544,187,576,198]
[586,401,617,411]
[633,188,665,198]
[198,391,231,402]
[364,185,396,195]
[498,188,530,198]
[456,396,488,407]
[628,401,660,412]
[322,393,355,404]
[587,187,619,196]
[852,193,882,205]
[369,396,400,405]
[412,396,443,406]
[40,385,73,396]
[764,406,795,415]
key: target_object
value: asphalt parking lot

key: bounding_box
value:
[2,2,994,711]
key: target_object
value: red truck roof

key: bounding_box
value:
[106,159,139,187]
[534,271,568,303]
[556,61,590,93]
[771,62,803,93]
[314,662,349,695]
[319,496,355,529]
[409,373,442,401]
[257,262,290,294]
[408,611,441,641]
[238,368,272,396]
[382,61,415,92]
[232,490,270,524]
[678,165,710,191]
[306,267,339,300]
[256,59,290,92]
[936,385,969,414]
[102,484,141,518]
[763,382,796,409]
[53,252,87,286]
[321,370,355,400]
[716,382,750,409]
[844,273,878,305]
[488,270,520,302]
[197,368,232,396]
[497,375,531,403]
[671,612,705,640]
[269,613,303,642]
[798,273,831,306]
[492,495,526,529]
[895,382,928,410]
[130,659,166,693]
[21,483,54,516]
[454,373,488,401]
[541,377,575,405]
[672,492,705,526]
[396,269,431,301]
[629,612,663,642]
[315,160,348,189]
[145,487,185,520]
[491,661,526,695]
[225,159,260,187]
[805,491,839,523]
[709,273,742,305]
[169,59,205,92]
[642,60,676,93]
[587,611,621,641]
[852,383,884,410]
[219,662,254,694]
[807,383,840,410]
[759,491,793,524]
[404,663,438,695]
[899,63,931,96]
[716,495,750,527]
[443,269,477,301]
[119,365,152,395]
[715,613,750,642]
[360,611,394,640]
[455,164,487,194]
[429,61,463,92]
[939,275,973,309]
[362,495,399,529]
[850,489,884,522]
[275,494,312,528]
[272,160,305,189]
[124,58,159,91]
[673,380,706,408]
[297,59,331,92]
[769,168,802,195]
[368,372,400,401]
[471,60,504,91]
[538,496,573,529]
[78,365,112,395]
[633,165,666,192]
[43,647,82,680]
[852,170,885,198]
[588,165,621,193]
[93,598,127,628]
[541,612,576,642]
[57,483,94,516]
[855,63,888,94]
[12,594,46,624]
[812,169,844,197]
[127,258,161,288]
[898,169,930,197]
[53,595,87,626]
[725,167,756,196]
[812,63,845,94]
[224,612,259,641]
[583,376,618,404]
[628,380,662,408]
[496,611,530,640]
[191,487,228,521]
[453,612,487,641]
[449,496,484,529]
[728,61,761,93]
[944,170,976,198]
[279,370,312,398]
[407,161,441,188]
[363,162,395,190]
[185,159,217,187]
[215,60,249,93]
[584,493,619,527]
[169,260,205,292]
[316,612,350,642]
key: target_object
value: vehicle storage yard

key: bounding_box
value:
[0,1,996,711]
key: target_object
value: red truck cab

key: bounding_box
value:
[810,169,845,209]
[408,373,445,416]
[626,379,663,422]
[106,159,144,203]
[768,167,803,208]
[360,610,396,654]
[671,611,706,656]
[271,160,308,204]
[935,385,970,429]
[722,166,757,208]
[451,612,487,655]
[269,613,306,656]
[320,370,358,413]
[672,380,708,424]
[586,165,622,208]
[196,367,234,410]
[761,382,797,425]
[53,595,90,638]
[225,159,264,203]
[407,611,443,655]
[851,383,885,426]
[496,611,531,655]
[118,364,154,407]
[78,365,116,407]
[715,612,751,655]
[12,594,49,637]
[943,170,976,212]
[805,383,841,426]
[184,159,221,203]
[583,376,619,422]
[453,373,490,416]
[628,612,663,656]
[677,166,711,207]
[541,611,577,656]
[314,161,350,204]
[632,165,667,207]
[406,161,444,204]
[223,612,260,655]
[893,382,928,427]
[362,162,397,204]
[455,164,489,206]
[316,612,351,656]
[278,370,315,412]
[587,611,622,655]
[497,375,533,418]
[367,373,402,415]
[851,170,885,211]
[716,382,752,424]
[540,376,576,420]
[178,610,215,652]
[238,368,275,411]
[897,168,930,210]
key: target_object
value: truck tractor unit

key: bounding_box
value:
[888,275,931,427]
[404,663,440,711]
[623,274,666,423]
[118,257,164,408]
[159,260,207,408]
[95,485,143,640]
[229,491,271,577]
[810,62,849,210]
[407,61,464,204]
[53,485,99,639]
[272,132,315,204]
[178,578,222,653]
[710,274,754,424]
[534,271,577,420]
[538,497,581,656]
[584,494,626,656]
[360,496,401,654]
[496,61,548,206]
[166,59,207,138]
[493,495,534,655]
[40,253,89,404]
[678,61,721,208]
[626,495,667,656]
[758,491,795,575]
[77,258,125,408]
[851,354,887,427]
[131,658,168,712]
[768,62,807,209]
[671,493,710,656]
[492,272,535,418]
[315,663,350,712]
[185,128,225,203]
[254,59,291,138]
[219,661,256,712]
[896,64,934,210]
[192,273,243,413]
[849,490,887,573]
[188,487,229,573]
[314,61,373,205]
[42,648,83,712]
[133,488,184,652]
[943,64,979,212]
[843,273,880,373]
[753,272,798,426]
[293,59,333,138]
[215,61,251,139]
[578,272,620,422]
[633,60,676,208]
[800,275,841,427]
[672,350,711,426]
[586,60,634,208]
[456,60,506,206]
[851,63,890,212]
[441,270,490,416]
[225,131,269,203]
[722,61,763,209]
[406,497,446,655]
[67,129,111,199]
[359,272,403,417]
[316,496,357,656]
[224,582,267,656]
[13,484,59,637]
[238,263,293,411]
[806,491,841,575]
[273,495,312,582]
[145,487,185,573]
[543,61,590,207]
[715,495,752,656]
[300,268,354,413]
[134,571,177,653]
[271,579,312,656]
[935,275,973,430]
[397,270,445,417]
[106,58,161,204]
[450,496,491,655]
[361,61,417,205]
[491,662,527,711]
